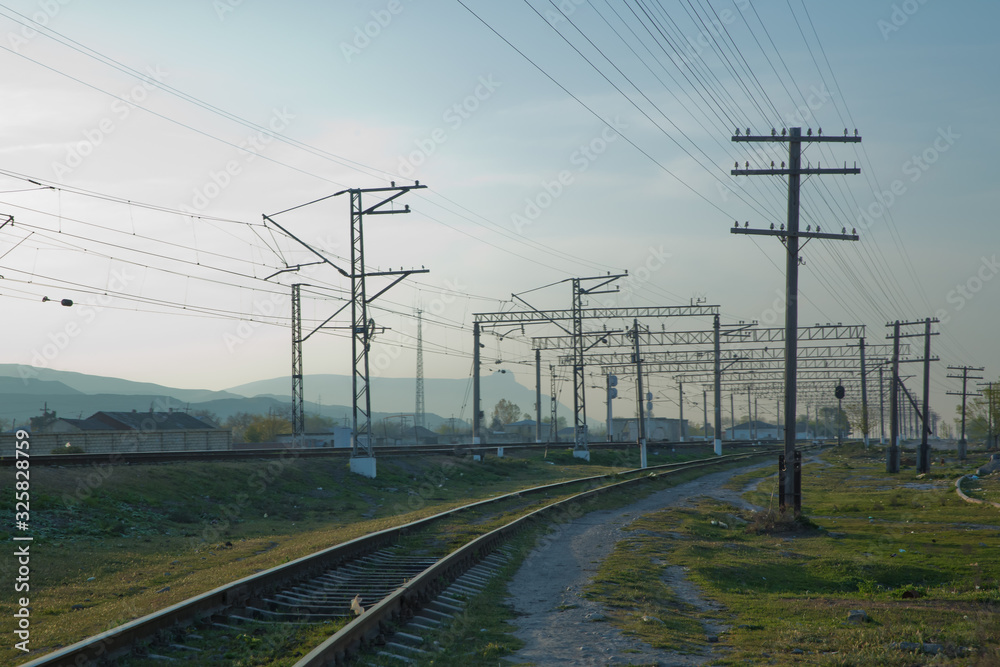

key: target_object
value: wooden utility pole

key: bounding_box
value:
[730,126,861,511]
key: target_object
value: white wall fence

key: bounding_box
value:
[0,429,231,456]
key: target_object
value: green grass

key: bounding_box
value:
[576,443,1000,665]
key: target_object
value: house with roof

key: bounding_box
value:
[22,409,230,455]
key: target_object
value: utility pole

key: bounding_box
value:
[703,389,709,443]
[413,308,427,438]
[978,381,996,451]
[631,318,648,467]
[342,183,428,478]
[415,309,425,431]
[678,380,685,442]
[888,319,939,472]
[859,337,869,448]
[730,393,735,441]
[569,276,625,459]
[948,365,984,460]
[473,322,482,446]
[606,373,617,442]
[713,315,722,454]
[879,363,886,445]
[291,283,304,447]
[730,126,861,512]
[550,364,558,443]
[263,182,429,479]
[888,321,901,472]
[535,349,543,443]
[836,378,844,447]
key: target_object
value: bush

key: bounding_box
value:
[51,444,85,454]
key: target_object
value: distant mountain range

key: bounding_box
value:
[0,364,570,430]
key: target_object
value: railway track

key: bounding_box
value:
[19,446,790,667]
[2,439,776,467]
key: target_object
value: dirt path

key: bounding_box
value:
[505,463,771,667]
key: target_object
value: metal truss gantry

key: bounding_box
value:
[473,289,719,460]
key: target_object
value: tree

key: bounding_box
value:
[959,381,1000,446]
[244,414,292,443]
[30,407,58,432]
[223,412,256,443]
[305,413,337,432]
[844,402,870,440]
[541,415,568,430]
[491,399,522,429]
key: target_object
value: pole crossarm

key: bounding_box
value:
[732,131,862,144]
[731,226,858,241]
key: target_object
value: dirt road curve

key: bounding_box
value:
[506,462,769,666]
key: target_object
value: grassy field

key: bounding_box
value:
[0,444,708,666]
[578,444,1000,665]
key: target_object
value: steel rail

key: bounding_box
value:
[2,440,771,467]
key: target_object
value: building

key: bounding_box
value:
[274,427,352,449]
[611,417,687,442]
[0,409,230,456]
[725,420,780,440]
[503,419,538,441]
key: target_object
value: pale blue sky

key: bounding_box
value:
[0,1,996,424]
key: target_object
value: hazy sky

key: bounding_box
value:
[0,1,996,425]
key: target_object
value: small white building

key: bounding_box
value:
[276,427,352,448]
[726,420,780,440]
[612,417,687,442]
